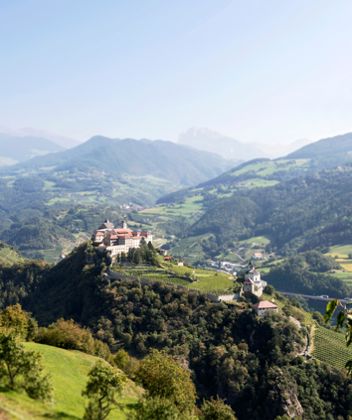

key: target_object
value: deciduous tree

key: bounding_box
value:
[82,362,125,420]
[0,334,52,400]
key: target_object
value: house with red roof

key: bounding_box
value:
[254,300,278,316]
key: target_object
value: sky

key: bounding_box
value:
[1,0,352,145]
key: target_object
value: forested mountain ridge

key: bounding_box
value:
[288,131,352,162]
[135,163,352,263]
[0,243,351,419]
[6,135,231,185]
[158,131,352,207]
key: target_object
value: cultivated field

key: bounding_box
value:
[312,325,352,371]
[112,263,235,294]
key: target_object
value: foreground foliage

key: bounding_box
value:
[137,350,196,416]
[82,361,125,420]
[0,334,52,401]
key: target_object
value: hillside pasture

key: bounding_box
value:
[327,244,352,259]
[0,342,142,419]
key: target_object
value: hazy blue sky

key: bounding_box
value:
[1,0,352,144]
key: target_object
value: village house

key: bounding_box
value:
[242,266,267,298]
[254,300,278,316]
[93,220,153,258]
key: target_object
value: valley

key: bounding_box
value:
[3,4,352,418]
[0,132,352,419]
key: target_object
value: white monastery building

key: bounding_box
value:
[93,220,153,257]
[243,267,267,298]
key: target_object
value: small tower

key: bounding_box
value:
[121,220,128,229]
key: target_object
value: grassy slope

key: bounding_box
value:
[113,262,235,294]
[0,343,142,420]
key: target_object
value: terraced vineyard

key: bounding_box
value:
[112,263,235,294]
[313,325,352,371]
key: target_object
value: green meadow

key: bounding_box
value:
[0,342,142,420]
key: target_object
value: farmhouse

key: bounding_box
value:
[254,300,278,316]
[93,220,153,257]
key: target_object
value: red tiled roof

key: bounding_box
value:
[254,301,278,309]
[114,228,132,234]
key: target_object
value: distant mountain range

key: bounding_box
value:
[0,135,232,259]
[0,133,64,166]
[1,130,352,261]
[14,135,232,186]
[179,127,264,161]
[136,131,352,262]
[178,127,313,160]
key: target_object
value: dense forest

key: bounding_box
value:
[264,251,350,297]
[0,243,351,419]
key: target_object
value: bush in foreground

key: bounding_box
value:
[0,333,52,401]
[137,350,196,416]
[36,318,112,361]
[82,361,125,420]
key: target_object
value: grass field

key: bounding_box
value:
[140,195,204,219]
[324,245,352,287]
[312,325,352,371]
[327,244,352,259]
[239,235,270,247]
[0,343,142,419]
[237,178,279,189]
[230,159,310,178]
[113,263,235,294]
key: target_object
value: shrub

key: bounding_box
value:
[200,397,237,420]
[0,304,38,340]
[133,396,181,420]
[36,319,112,361]
[137,350,196,416]
[114,349,140,379]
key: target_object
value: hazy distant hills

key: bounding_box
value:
[0,133,63,166]
[14,135,232,186]
[178,127,313,160]
[160,131,352,202]
[1,130,352,261]
[135,132,352,262]
[179,127,264,161]
[0,135,232,259]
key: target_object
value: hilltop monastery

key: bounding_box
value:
[93,220,153,257]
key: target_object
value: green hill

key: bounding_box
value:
[135,164,352,264]
[2,243,352,419]
[0,342,143,419]
[288,132,352,165]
